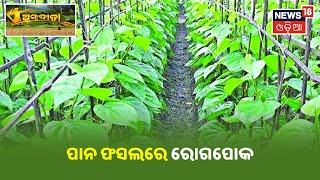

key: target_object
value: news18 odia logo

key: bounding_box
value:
[272,5,314,35]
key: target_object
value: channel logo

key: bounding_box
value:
[272,5,314,35]
[5,4,76,37]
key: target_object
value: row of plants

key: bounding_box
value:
[0,0,178,145]
[185,0,320,149]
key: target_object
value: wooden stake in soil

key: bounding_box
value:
[301,0,314,107]
[261,0,269,83]
[78,0,95,119]
[99,0,104,27]
[22,37,44,138]
[273,0,284,133]
[2,0,11,93]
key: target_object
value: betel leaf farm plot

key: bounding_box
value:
[0,0,319,150]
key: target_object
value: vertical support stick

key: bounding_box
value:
[45,38,50,71]
[110,0,114,28]
[221,0,224,23]
[287,1,299,49]
[78,0,89,60]
[262,0,269,83]
[22,37,44,138]
[247,0,256,54]
[2,0,11,93]
[137,0,139,12]
[301,0,314,107]
[272,0,284,135]
[88,0,91,39]
[99,0,104,27]
[102,0,105,24]
[44,2,53,122]
[78,0,95,119]
[117,0,121,23]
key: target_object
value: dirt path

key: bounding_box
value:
[155,3,198,146]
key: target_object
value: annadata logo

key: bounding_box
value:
[272,5,314,35]
[5,4,76,37]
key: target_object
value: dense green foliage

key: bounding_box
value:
[1,0,320,150]
[185,0,320,149]
[0,0,178,145]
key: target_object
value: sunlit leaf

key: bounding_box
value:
[9,71,29,93]
[94,102,139,129]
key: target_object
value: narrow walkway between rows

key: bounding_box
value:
[163,3,197,124]
[155,3,198,146]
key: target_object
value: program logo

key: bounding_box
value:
[5,4,76,37]
[272,5,314,35]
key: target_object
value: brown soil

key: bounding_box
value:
[154,3,199,147]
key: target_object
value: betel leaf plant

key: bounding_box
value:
[0,0,178,145]
[272,95,320,150]
[185,0,320,149]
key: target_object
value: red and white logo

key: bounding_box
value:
[272,5,314,35]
